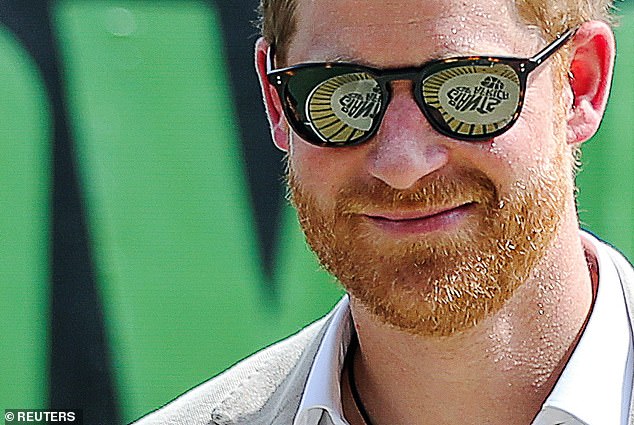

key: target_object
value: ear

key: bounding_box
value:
[255,37,290,151]
[565,21,616,145]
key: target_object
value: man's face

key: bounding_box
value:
[283,0,575,336]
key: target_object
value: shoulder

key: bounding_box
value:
[132,315,332,425]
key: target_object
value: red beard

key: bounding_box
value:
[288,160,566,336]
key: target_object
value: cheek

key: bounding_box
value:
[476,82,562,184]
[453,121,557,197]
[288,136,367,204]
[510,70,565,163]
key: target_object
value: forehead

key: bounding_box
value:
[288,0,540,66]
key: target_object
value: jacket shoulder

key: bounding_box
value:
[132,316,330,425]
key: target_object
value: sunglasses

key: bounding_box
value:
[267,28,577,147]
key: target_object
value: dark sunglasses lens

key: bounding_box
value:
[421,63,522,139]
[288,69,383,145]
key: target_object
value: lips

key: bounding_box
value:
[363,202,476,235]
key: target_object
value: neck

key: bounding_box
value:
[343,228,595,425]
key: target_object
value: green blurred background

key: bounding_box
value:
[0,1,631,424]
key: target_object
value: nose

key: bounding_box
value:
[367,81,449,190]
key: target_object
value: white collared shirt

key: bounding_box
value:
[293,232,633,425]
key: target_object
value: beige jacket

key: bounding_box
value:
[133,244,634,425]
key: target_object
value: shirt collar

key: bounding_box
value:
[294,232,633,425]
[294,295,353,425]
[533,232,633,425]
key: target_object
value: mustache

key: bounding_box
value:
[286,165,500,217]
[333,169,499,215]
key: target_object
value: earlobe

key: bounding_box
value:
[565,21,615,145]
[255,37,290,151]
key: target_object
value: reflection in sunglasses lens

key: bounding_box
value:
[306,72,382,144]
[422,64,521,137]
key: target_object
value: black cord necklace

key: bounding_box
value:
[345,336,375,425]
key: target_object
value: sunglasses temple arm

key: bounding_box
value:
[528,27,579,69]
[266,44,278,82]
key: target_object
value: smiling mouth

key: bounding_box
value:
[363,202,477,235]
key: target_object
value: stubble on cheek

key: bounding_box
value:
[287,155,568,337]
